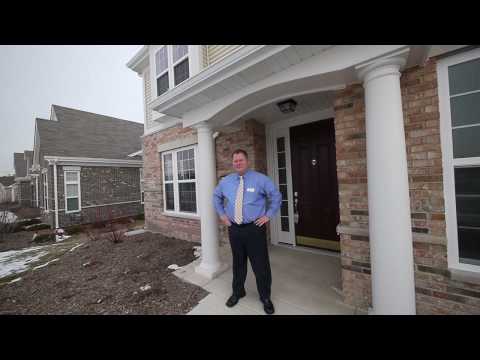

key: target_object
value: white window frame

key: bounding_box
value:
[153,45,200,97]
[42,170,48,211]
[171,45,189,87]
[154,45,170,96]
[64,168,81,214]
[161,145,199,217]
[438,47,480,273]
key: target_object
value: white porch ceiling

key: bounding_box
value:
[151,45,334,117]
[235,90,336,124]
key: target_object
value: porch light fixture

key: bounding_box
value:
[277,99,297,114]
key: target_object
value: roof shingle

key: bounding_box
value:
[37,105,144,160]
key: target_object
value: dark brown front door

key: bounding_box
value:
[290,119,340,251]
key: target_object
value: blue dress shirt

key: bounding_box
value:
[213,169,282,224]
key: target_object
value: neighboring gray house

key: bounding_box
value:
[13,151,37,207]
[0,176,15,203]
[33,105,144,229]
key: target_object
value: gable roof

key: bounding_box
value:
[0,176,15,187]
[14,152,27,177]
[37,105,144,160]
[24,150,33,160]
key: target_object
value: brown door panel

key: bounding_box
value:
[290,119,340,246]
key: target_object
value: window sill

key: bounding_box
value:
[162,211,200,221]
[449,268,480,285]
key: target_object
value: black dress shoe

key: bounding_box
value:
[262,298,275,315]
[226,292,246,307]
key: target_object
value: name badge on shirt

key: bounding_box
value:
[246,187,255,192]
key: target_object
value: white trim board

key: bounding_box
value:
[44,156,142,167]
[82,200,142,209]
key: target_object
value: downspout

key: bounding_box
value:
[35,175,39,207]
[53,160,59,229]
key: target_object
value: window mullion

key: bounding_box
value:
[168,45,175,90]
[173,151,180,212]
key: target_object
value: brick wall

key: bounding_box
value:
[143,125,201,241]
[335,58,480,314]
[142,119,268,244]
[215,119,268,242]
[334,83,371,310]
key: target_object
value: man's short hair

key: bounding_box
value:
[232,149,248,159]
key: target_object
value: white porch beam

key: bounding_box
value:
[194,122,227,279]
[357,50,416,315]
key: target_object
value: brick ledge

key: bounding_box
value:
[337,224,447,245]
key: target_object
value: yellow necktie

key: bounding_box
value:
[234,176,244,224]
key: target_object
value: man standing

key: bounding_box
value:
[213,149,282,314]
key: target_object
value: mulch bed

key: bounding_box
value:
[0,232,209,315]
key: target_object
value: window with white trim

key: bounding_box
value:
[42,171,48,210]
[438,48,480,271]
[162,146,198,215]
[154,45,190,96]
[64,169,81,213]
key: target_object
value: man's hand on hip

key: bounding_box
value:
[254,216,270,227]
[220,214,232,227]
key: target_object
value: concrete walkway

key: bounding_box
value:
[173,243,357,315]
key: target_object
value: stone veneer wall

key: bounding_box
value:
[335,58,480,314]
[16,180,33,207]
[142,119,267,244]
[42,165,142,228]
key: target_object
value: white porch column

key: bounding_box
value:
[194,122,227,279]
[357,53,416,315]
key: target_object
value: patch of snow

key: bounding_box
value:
[82,261,91,267]
[69,243,84,252]
[167,264,181,270]
[0,247,48,278]
[32,258,59,270]
[125,229,146,237]
[56,234,71,242]
[193,246,201,258]
[140,284,151,292]
[0,211,17,224]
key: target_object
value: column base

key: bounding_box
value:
[195,262,229,280]
[367,306,416,315]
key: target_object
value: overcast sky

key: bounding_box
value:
[0,45,144,176]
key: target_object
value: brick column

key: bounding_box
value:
[357,53,416,314]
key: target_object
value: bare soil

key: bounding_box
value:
[0,230,44,252]
[0,232,209,314]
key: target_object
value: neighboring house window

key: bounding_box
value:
[162,146,198,215]
[42,172,48,211]
[154,45,190,96]
[438,48,480,272]
[140,167,144,204]
[64,169,81,213]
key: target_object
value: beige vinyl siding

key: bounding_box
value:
[205,45,243,67]
[143,68,154,129]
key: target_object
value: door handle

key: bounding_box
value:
[294,191,299,224]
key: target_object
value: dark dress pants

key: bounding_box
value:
[228,222,272,301]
